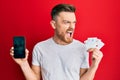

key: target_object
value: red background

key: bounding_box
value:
[0,0,120,80]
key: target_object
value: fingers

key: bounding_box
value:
[25,49,29,59]
[92,52,102,60]
[88,48,103,60]
[87,48,96,52]
[88,48,103,66]
[93,49,103,58]
[10,47,29,58]
[10,47,14,57]
[25,49,29,54]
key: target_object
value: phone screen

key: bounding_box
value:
[13,36,25,58]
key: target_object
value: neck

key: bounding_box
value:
[53,35,72,45]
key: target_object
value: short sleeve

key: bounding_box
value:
[80,51,89,68]
[32,45,42,66]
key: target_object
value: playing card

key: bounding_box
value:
[84,37,105,50]
[96,39,104,49]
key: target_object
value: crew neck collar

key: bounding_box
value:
[50,37,74,47]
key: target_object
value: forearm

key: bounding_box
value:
[80,48,103,80]
[20,61,38,80]
[80,65,98,80]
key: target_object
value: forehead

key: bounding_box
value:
[57,12,76,21]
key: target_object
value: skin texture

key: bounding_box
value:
[50,12,76,45]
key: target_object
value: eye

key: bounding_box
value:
[63,21,70,24]
[73,21,76,24]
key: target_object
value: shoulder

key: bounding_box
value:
[34,38,52,49]
[73,39,85,47]
[73,39,87,51]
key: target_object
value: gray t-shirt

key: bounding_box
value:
[32,38,89,80]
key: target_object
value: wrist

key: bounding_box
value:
[91,63,99,69]
[19,60,29,67]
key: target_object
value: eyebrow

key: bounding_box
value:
[63,20,76,23]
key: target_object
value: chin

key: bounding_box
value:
[65,38,73,43]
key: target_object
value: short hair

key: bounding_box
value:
[51,4,76,20]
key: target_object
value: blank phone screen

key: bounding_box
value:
[13,36,25,58]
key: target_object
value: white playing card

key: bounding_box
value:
[84,37,105,50]
[96,39,104,49]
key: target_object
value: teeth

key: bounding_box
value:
[67,31,73,33]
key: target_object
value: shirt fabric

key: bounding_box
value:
[32,38,89,80]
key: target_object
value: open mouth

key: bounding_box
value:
[67,31,73,37]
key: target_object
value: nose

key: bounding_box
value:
[69,23,75,29]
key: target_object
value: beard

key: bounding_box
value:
[55,28,74,44]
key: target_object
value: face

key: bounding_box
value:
[51,12,76,44]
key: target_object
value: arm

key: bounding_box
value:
[10,47,41,80]
[20,61,41,80]
[80,65,98,80]
[80,48,103,80]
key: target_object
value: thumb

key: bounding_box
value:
[25,49,29,59]
[87,48,95,52]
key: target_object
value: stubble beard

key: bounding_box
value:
[55,30,73,44]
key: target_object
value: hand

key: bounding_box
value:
[88,48,103,67]
[10,47,29,66]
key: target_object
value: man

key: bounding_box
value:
[10,4,103,80]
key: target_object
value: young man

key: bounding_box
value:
[10,4,103,80]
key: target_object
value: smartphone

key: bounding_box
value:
[13,36,25,58]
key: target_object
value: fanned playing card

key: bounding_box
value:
[84,37,105,50]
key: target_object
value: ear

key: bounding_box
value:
[50,20,56,29]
